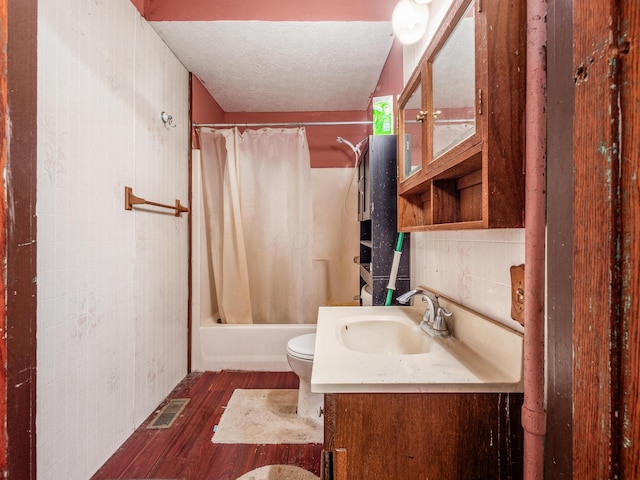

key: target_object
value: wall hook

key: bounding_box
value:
[161,111,177,129]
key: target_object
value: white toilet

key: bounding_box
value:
[286,333,324,420]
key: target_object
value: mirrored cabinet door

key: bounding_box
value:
[398,75,424,181]
[431,1,476,160]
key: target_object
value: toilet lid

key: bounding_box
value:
[287,333,316,360]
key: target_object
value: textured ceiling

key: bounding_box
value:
[150,20,395,113]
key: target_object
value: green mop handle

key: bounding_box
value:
[385,232,405,306]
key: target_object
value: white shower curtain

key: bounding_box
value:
[198,127,314,324]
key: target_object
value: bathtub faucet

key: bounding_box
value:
[397,288,452,338]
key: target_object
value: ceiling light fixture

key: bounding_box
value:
[392,0,430,45]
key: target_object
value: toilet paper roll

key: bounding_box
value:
[360,284,373,306]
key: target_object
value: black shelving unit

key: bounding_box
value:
[357,135,410,305]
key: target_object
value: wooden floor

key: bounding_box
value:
[91,371,323,480]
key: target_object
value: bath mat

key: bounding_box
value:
[235,465,320,480]
[212,389,323,444]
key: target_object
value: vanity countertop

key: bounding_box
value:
[310,300,524,394]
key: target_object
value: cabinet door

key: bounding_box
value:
[324,393,524,480]
[397,0,525,231]
[357,147,370,221]
[429,0,478,162]
[398,75,424,183]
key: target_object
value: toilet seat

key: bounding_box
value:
[287,333,315,361]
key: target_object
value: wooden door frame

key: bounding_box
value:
[1,0,38,478]
[570,0,638,477]
[528,0,640,477]
[619,0,639,475]
[0,0,7,469]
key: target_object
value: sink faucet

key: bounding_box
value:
[397,288,452,338]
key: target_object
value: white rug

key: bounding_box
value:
[235,465,320,480]
[212,389,323,445]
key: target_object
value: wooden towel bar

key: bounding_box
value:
[124,186,189,217]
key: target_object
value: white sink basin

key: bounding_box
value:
[339,318,431,355]
[311,301,524,394]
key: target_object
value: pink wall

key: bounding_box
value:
[130,0,144,15]
[141,0,396,21]
[224,111,368,168]
[191,87,368,167]
[192,75,225,124]
[191,75,225,148]
[367,39,404,124]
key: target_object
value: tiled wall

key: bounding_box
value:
[410,230,525,331]
[36,1,190,478]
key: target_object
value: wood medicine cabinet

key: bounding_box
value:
[397,0,526,231]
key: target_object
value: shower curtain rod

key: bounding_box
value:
[193,120,372,128]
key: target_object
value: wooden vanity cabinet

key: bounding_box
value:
[322,392,523,480]
[397,0,526,231]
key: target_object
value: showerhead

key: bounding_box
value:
[336,136,357,152]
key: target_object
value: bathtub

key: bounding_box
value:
[191,318,316,371]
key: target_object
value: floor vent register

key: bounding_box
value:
[147,398,190,429]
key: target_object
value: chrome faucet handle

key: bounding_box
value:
[396,288,426,305]
[420,292,438,327]
[424,293,452,337]
[398,288,452,337]
[432,305,453,333]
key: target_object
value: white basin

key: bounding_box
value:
[339,318,431,355]
[311,301,524,394]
